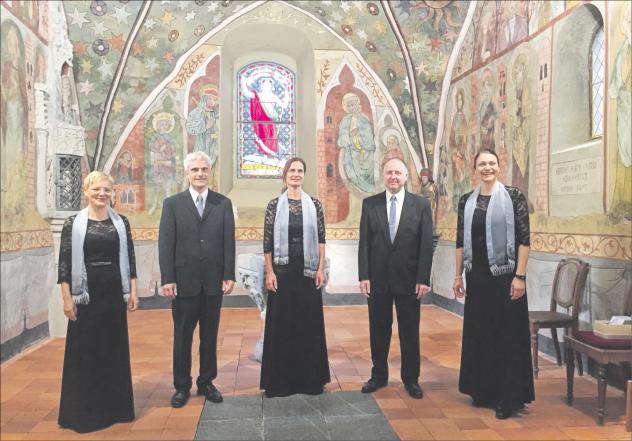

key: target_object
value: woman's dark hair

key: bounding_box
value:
[473,148,499,168]
[281,157,307,190]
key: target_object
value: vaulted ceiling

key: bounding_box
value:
[64,0,469,169]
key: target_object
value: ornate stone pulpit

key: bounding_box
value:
[237,253,330,362]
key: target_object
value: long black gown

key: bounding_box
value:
[457,186,535,409]
[57,216,136,433]
[260,197,330,397]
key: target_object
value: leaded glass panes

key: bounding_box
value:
[56,155,82,210]
[237,62,296,178]
[590,28,604,138]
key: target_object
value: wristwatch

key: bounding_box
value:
[514,274,526,281]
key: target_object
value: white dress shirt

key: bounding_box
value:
[189,187,209,209]
[385,187,405,229]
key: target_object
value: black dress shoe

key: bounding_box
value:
[403,382,424,399]
[171,390,190,408]
[197,383,223,403]
[495,406,513,419]
[361,378,387,393]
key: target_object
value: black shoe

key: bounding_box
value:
[171,390,190,408]
[495,405,513,419]
[197,383,223,403]
[403,382,424,399]
[361,378,387,393]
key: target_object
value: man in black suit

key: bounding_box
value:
[358,157,433,399]
[159,151,236,408]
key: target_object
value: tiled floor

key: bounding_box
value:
[1,305,629,440]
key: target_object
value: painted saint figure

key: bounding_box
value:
[608,2,631,222]
[510,54,532,208]
[240,75,289,158]
[0,23,28,218]
[478,72,497,151]
[186,85,219,167]
[148,112,176,215]
[419,168,438,225]
[337,93,376,194]
[449,89,469,211]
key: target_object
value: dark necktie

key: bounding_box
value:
[389,195,397,243]
[196,194,204,217]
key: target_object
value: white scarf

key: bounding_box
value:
[71,206,131,304]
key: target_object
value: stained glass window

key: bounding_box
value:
[237,62,295,178]
[590,27,604,138]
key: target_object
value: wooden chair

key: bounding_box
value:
[566,283,632,425]
[529,258,590,378]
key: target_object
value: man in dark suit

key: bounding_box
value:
[159,151,236,408]
[358,157,433,399]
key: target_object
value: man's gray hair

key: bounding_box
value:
[184,151,211,171]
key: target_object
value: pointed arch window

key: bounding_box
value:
[236,62,296,178]
[590,27,605,138]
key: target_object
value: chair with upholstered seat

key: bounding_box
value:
[565,282,632,425]
[529,258,590,378]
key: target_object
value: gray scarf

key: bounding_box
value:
[71,206,131,304]
[273,190,320,278]
[463,181,516,276]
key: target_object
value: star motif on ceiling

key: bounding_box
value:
[144,17,157,30]
[374,21,387,35]
[97,60,114,78]
[91,20,109,37]
[395,1,413,17]
[402,103,413,116]
[86,101,102,118]
[145,57,158,71]
[112,99,124,113]
[109,33,125,51]
[132,42,143,57]
[207,2,219,12]
[73,40,89,56]
[112,6,132,24]
[163,51,174,62]
[160,11,175,25]
[340,2,351,12]
[428,38,441,50]
[80,58,93,74]
[133,80,145,95]
[177,2,189,10]
[68,7,89,29]
[78,80,94,96]
[423,79,438,92]
[185,11,196,22]
[146,37,159,48]
[415,60,428,76]
[352,1,365,11]
[357,29,368,40]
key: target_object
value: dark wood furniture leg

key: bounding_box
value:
[551,328,562,365]
[597,364,607,426]
[531,323,539,379]
[566,344,575,405]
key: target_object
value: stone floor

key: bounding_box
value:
[0,305,629,440]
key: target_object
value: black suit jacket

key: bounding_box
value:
[358,191,433,295]
[159,189,236,297]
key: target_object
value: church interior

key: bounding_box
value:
[1,0,630,439]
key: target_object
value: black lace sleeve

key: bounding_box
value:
[121,215,137,279]
[263,198,278,254]
[57,216,75,284]
[455,192,471,248]
[313,198,326,244]
[508,187,530,246]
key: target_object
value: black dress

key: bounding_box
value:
[57,216,136,433]
[456,186,535,409]
[260,197,331,397]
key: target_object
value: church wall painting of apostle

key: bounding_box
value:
[316,54,422,228]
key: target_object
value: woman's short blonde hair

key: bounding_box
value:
[83,171,114,192]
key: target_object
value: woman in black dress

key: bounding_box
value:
[454,149,534,419]
[57,171,139,433]
[260,157,330,397]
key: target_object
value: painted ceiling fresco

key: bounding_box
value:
[65,0,468,169]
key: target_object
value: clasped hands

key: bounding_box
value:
[453,276,526,300]
[359,280,430,299]
[265,269,325,293]
[161,280,235,298]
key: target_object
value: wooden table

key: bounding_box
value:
[565,335,632,425]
